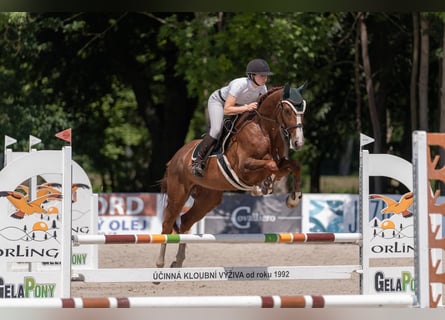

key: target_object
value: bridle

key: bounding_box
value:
[255,98,306,137]
[278,99,306,137]
[253,93,306,156]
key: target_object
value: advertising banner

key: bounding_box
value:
[97,193,196,234]
[302,194,359,233]
[203,193,301,234]
[98,193,159,234]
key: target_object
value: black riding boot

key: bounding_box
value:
[191,135,217,177]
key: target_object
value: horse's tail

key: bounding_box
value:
[159,160,171,194]
[159,159,181,234]
[160,176,168,194]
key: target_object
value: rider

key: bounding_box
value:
[191,58,274,177]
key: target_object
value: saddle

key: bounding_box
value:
[192,115,238,159]
[193,109,257,157]
[192,113,273,194]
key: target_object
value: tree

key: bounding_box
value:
[2,12,445,194]
[358,12,382,155]
[435,13,445,135]
[0,12,198,191]
[419,14,430,130]
[411,13,420,132]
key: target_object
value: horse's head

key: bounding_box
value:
[280,82,307,151]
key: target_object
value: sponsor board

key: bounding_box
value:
[367,267,415,294]
[204,193,301,233]
[367,194,414,259]
[98,193,160,234]
[0,275,59,298]
[302,193,416,258]
[97,194,197,234]
[302,194,359,233]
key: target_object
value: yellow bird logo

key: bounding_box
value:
[15,182,89,202]
[369,192,414,218]
[0,191,62,219]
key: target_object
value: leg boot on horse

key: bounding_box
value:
[191,134,217,177]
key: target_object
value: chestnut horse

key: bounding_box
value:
[157,83,306,268]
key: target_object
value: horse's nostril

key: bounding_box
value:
[295,141,303,149]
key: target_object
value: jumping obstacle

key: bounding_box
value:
[72,234,362,283]
[67,133,417,291]
[0,131,443,307]
[64,131,441,307]
[413,132,445,307]
[0,143,99,298]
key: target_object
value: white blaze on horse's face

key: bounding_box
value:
[294,102,305,150]
[282,99,306,151]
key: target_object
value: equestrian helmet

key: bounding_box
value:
[246,59,274,76]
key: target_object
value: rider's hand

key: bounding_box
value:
[245,102,257,112]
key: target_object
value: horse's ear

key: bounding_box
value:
[297,81,307,94]
[282,83,290,99]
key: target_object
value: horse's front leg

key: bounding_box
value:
[250,174,275,196]
[261,174,275,194]
[242,158,278,195]
[286,181,302,208]
[276,159,302,208]
[243,158,278,172]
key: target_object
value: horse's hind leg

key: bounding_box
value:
[171,243,186,268]
[156,184,190,269]
[156,244,168,268]
[171,188,224,268]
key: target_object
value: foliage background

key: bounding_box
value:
[1,12,444,193]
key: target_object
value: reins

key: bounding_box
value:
[253,108,278,124]
[231,87,305,145]
[254,92,306,152]
[255,99,304,131]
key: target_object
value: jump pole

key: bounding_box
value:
[72,232,362,245]
[0,294,416,308]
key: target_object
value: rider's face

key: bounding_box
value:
[253,74,268,86]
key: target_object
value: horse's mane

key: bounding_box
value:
[221,85,287,153]
[257,86,283,107]
[233,86,284,132]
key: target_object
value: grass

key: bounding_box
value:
[320,175,359,193]
[299,175,359,194]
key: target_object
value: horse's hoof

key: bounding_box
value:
[152,281,161,285]
[286,192,302,208]
[171,261,184,268]
[251,186,263,196]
